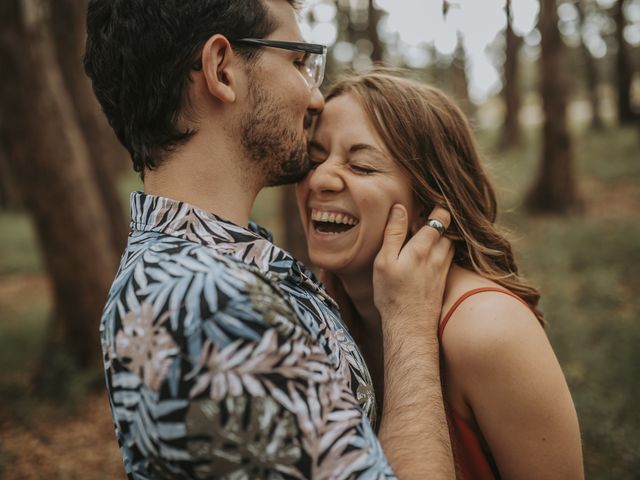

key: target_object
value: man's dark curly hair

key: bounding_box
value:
[84,0,301,175]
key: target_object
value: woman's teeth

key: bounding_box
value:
[311,209,359,234]
[311,209,359,226]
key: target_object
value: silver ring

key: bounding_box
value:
[425,218,446,236]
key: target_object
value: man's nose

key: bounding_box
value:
[308,87,325,115]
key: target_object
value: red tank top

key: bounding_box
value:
[438,287,532,480]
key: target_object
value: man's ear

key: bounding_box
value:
[200,35,240,104]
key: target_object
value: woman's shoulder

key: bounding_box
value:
[439,266,544,366]
[442,266,535,318]
[441,266,498,318]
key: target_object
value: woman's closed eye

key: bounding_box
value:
[349,162,377,175]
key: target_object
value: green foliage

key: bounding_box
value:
[118,171,143,203]
[576,126,640,182]
[512,216,640,477]
[0,301,48,423]
[0,213,42,274]
[252,187,284,242]
[0,298,48,374]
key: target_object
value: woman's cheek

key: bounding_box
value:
[364,202,394,254]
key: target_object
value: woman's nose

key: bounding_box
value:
[308,158,344,193]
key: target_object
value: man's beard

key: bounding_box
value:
[240,83,312,187]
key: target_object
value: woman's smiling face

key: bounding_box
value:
[295,93,417,276]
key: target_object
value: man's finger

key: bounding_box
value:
[425,206,452,232]
[403,207,452,257]
[379,204,408,261]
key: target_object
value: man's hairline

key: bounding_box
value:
[246,0,306,66]
[259,0,306,34]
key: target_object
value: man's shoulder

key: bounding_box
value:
[124,230,270,283]
[105,231,297,333]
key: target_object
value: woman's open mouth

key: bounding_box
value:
[311,209,359,235]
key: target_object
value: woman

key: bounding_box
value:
[295,72,584,479]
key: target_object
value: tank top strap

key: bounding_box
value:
[438,287,530,340]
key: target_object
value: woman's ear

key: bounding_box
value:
[200,35,239,104]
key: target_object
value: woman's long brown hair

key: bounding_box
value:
[324,71,543,323]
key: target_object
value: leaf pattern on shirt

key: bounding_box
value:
[115,304,179,391]
[185,396,302,479]
[99,192,395,479]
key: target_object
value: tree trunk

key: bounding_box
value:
[367,0,384,63]
[614,0,637,124]
[576,0,603,130]
[525,0,582,214]
[499,0,523,149]
[281,185,311,268]
[0,0,120,372]
[49,0,129,254]
[0,141,21,209]
[451,35,474,119]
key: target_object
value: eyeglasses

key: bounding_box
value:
[192,38,327,90]
[232,38,327,89]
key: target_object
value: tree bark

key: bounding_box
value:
[614,0,637,124]
[0,0,120,371]
[49,0,129,254]
[451,35,474,119]
[525,0,582,214]
[0,139,21,209]
[499,0,523,149]
[576,0,603,130]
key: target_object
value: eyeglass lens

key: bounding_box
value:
[303,53,325,88]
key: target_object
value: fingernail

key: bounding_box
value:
[391,205,405,219]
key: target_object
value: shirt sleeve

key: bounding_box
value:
[102,254,396,479]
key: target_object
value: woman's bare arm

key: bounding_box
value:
[442,292,584,479]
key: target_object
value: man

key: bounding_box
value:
[84,1,454,478]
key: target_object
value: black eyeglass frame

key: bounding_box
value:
[191,38,327,72]
[230,38,326,55]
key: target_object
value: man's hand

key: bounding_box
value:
[374,203,456,479]
[373,204,454,329]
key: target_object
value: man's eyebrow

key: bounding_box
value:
[308,140,327,153]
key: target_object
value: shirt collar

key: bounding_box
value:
[130,192,336,307]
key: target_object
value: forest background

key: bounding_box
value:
[0,0,639,478]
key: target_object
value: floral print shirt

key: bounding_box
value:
[101,192,395,479]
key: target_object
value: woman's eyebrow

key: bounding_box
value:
[349,143,385,158]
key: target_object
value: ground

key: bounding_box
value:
[0,392,123,479]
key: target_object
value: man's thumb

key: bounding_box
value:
[380,204,408,260]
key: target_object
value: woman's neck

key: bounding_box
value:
[339,270,380,333]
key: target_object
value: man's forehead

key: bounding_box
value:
[264,0,305,42]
